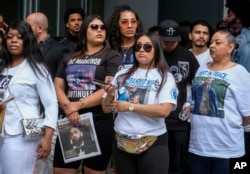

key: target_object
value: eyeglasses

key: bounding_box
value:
[119,19,138,28]
[89,24,106,31]
[135,43,153,52]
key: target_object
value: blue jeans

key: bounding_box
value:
[188,152,229,174]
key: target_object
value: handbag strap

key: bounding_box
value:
[4,67,24,119]
[5,61,43,119]
[7,86,25,119]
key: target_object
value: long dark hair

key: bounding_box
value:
[0,20,49,80]
[119,32,169,97]
[70,15,110,59]
[106,4,143,53]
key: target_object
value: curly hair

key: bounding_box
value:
[226,0,250,27]
[106,4,143,53]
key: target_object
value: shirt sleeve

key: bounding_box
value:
[37,66,58,129]
[104,50,123,76]
[158,72,179,111]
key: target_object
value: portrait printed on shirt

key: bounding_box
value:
[66,64,96,90]
[169,61,190,83]
[191,73,230,118]
[0,75,13,101]
[115,75,160,104]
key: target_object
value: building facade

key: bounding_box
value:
[0,0,226,37]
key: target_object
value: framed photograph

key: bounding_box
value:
[56,112,101,163]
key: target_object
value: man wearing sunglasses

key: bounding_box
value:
[159,19,199,174]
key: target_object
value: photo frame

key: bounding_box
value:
[56,112,101,163]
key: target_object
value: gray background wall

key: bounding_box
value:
[104,0,227,31]
[0,0,228,36]
[104,0,158,31]
[158,0,225,29]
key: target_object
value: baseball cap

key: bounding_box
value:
[159,19,181,42]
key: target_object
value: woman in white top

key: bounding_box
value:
[0,20,58,173]
[102,32,178,174]
[189,30,250,174]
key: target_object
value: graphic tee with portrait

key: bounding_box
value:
[56,50,122,116]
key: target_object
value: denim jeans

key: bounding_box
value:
[188,152,229,174]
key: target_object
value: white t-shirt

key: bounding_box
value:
[191,49,213,66]
[187,49,213,102]
[111,68,178,136]
[189,64,250,158]
[1,59,58,135]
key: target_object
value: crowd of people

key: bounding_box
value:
[0,0,250,174]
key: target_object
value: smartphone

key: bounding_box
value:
[92,79,108,87]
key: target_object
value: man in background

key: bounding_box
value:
[59,7,85,53]
[26,12,67,79]
[225,0,250,72]
[224,0,250,162]
[189,19,214,66]
[0,14,8,34]
[159,19,199,174]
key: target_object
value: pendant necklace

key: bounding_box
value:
[122,46,130,57]
[122,46,133,64]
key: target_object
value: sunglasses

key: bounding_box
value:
[89,24,106,31]
[119,19,138,28]
[135,43,153,52]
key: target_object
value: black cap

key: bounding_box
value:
[159,19,181,42]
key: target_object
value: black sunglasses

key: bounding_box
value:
[89,24,106,31]
[135,43,153,52]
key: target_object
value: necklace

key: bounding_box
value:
[121,46,131,57]
[121,46,135,64]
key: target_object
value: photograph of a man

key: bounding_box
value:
[69,125,97,155]
[192,77,220,117]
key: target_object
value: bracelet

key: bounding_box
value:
[79,98,85,108]
[128,103,134,112]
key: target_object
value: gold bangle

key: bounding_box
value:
[128,103,134,112]
[79,98,85,108]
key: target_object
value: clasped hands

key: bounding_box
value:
[103,84,130,113]
[64,101,81,125]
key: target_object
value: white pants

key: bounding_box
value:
[0,134,39,174]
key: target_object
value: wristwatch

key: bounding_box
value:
[128,103,134,111]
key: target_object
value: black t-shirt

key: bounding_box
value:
[56,49,122,117]
[164,45,200,130]
[118,46,134,71]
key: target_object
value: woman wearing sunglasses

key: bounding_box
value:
[106,4,143,70]
[102,32,178,174]
[53,15,122,174]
